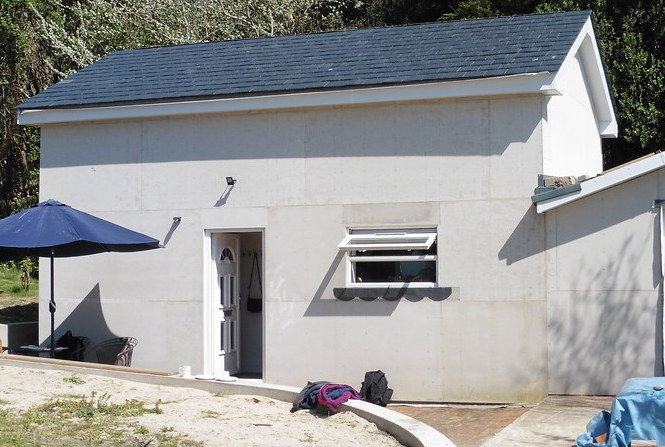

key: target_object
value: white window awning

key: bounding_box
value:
[338,229,437,251]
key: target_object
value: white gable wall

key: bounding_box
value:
[542,48,603,177]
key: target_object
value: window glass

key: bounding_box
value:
[354,261,436,283]
[221,248,234,262]
[353,241,437,257]
[219,276,225,306]
[229,321,235,350]
[220,321,225,352]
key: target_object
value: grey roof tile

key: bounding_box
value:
[18,10,590,109]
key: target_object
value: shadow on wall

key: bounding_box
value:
[41,283,119,362]
[303,251,452,317]
[501,184,656,266]
[41,98,542,168]
[501,176,663,393]
[498,205,545,265]
[548,231,663,395]
[162,217,181,245]
[303,252,401,317]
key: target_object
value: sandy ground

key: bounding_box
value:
[0,365,403,446]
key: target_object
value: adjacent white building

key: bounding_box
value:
[17,10,655,403]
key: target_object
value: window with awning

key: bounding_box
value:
[339,228,438,287]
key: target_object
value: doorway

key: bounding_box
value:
[206,230,263,380]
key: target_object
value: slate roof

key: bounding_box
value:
[18,10,591,110]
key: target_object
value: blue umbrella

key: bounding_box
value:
[0,200,160,358]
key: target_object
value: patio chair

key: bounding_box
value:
[56,335,90,362]
[43,331,90,361]
[92,337,138,366]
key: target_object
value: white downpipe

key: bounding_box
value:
[660,207,665,374]
[652,200,665,374]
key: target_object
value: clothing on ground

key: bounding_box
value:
[291,381,329,412]
[317,383,361,414]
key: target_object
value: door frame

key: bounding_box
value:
[203,228,265,379]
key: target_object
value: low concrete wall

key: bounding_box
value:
[0,356,454,447]
[0,322,38,352]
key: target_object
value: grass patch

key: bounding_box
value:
[0,392,201,447]
[63,376,86,385]
[134,425,149,435]
[0,265,38,324]
[57,394,86,399]
[200,410,221,418]
[41,392,163,419]
[300,432,317,443]
[0,265,38,299]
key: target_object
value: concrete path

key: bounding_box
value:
[481,396,614,446]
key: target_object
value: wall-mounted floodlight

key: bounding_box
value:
[226,177,236,186]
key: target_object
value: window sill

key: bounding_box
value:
[333,287,458,301]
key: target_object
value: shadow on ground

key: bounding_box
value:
[0,303,38,324]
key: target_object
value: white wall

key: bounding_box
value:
[542,52,603,177]
[39,94,549,402]
[546,170,664,394]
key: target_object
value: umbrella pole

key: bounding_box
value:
[49,253,55,359]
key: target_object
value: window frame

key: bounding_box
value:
[338,230,437,251]
[342,227,438,288]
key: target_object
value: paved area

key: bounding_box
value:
[483,395,614,446]
[392,396,614,447]
[391,404,530,447]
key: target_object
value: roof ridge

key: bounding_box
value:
[110,9,591,55]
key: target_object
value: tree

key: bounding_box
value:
[0,0,49,219]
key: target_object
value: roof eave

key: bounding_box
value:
[536,152,665,213]
[17,72,557,126]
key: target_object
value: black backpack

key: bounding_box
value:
[360,370,393,406]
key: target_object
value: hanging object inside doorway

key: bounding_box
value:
[246,252,262,313]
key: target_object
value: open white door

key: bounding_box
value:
[211,233,240,378]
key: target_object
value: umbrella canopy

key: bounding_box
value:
[0,199,160,358]
[0,200,159,261]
